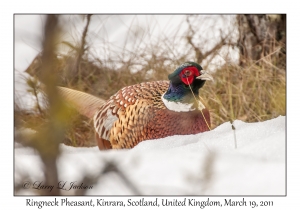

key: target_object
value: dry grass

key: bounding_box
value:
[203,59,285,128]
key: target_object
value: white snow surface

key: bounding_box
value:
[15,116,285,196]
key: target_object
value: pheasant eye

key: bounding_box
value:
[184,70,192,77]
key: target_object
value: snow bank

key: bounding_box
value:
[15,116,285,195]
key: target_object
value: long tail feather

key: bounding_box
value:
[57,86,105,118]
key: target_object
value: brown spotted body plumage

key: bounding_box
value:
[94,81,171,149]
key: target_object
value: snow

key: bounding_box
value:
[15,116,285,195]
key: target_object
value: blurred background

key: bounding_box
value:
[14,14,286,195]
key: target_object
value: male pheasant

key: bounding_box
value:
[58,62,213,150]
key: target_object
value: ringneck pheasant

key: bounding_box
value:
[58,62,213,150]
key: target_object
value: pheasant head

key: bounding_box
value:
[162,61,213,112]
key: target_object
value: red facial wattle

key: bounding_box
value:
[179,66,200,85]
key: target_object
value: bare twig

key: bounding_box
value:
[74,14,92,75]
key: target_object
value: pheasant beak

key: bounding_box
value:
[196,70,214,81]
